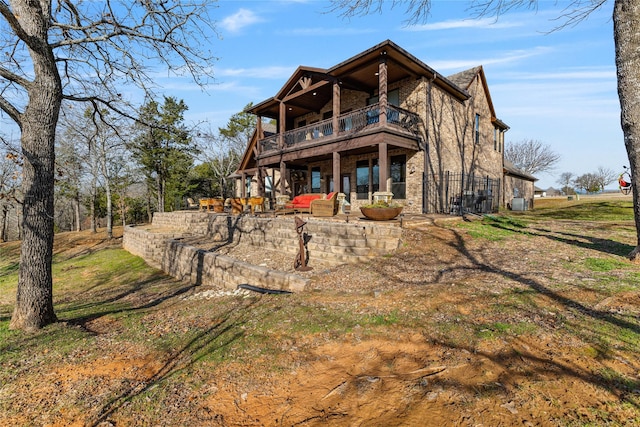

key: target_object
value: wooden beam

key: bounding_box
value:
[332,81,340,139]
[378,142,388,192]
[379,57,388,126]
[278,102,286,148]
[282,79,331,103]
[333,151,341,193]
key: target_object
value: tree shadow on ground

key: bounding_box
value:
[484,216,635,257]
[87,298,260,426]
[374,223,640,409]
[446,227,640,407]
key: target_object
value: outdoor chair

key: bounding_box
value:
[248,196,265,214]
[186,198,199,209]
[310,192,339,217]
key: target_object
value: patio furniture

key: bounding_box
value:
[310,192,339,217]
[275,195,291,210]
[285,193,323,214]
[229,198,244,215]
[199,198,224,212]
[248,196,265,214]
[187,198,199,209]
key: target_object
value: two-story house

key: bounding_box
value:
[234,40,510,214]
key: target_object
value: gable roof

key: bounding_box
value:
[247,40,469,119]
[447,66,509,131]
[237,122,277,172]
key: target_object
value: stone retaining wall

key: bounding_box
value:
[123,212,404,292]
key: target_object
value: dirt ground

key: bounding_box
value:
[2,215,640,426]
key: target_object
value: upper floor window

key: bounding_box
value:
[474,114,480,144]
[367,89,400,106]
[494,128,498,151]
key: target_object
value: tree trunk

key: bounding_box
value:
[614,0,640,261]
[0,205,7,242]
[105,180,113,239]
[10,0,62,330]
[156,173,165,213]
[74,194,81,232]
[90,185,97,233]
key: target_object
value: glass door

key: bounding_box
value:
[342,174,351,202]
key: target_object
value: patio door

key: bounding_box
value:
[342,174,351,202]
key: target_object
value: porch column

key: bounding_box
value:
[256,116,263,154]
[257,167,264,197]
[278,101,286,148]
[378,54,388,125]
[378,143,388,192]
[333,151,341,193]
[332,80,340,134]
[241,172,247,197]
[280,160,287,195]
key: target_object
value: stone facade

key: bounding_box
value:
[123,212,403,292]
[239,41,510,215]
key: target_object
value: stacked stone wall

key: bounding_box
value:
[123,212,403,292]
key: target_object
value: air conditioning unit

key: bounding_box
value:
[511,198,528,211]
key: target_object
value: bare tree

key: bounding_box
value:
[198,106,256,198]
[330,0,640,260]
[0,150,21,242]
[574,172,600,194]
[594,166,617,192]
[504,139,561,176]
[556,171,575,195]
[0,1,217,330]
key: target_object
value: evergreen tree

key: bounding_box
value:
[130,97,198,212]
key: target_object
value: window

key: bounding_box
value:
[356,160,369,199]
[474,114,480,144]
[493,128,498,151]
[311,167,321,193]
[265,176,273,200]
[367,89,400,106]
[356,159,379,200]
[356,159,380,200]
[367,89,400,124]
[372,161,379,194]
[340,108,353,132]
[390,155,406,199]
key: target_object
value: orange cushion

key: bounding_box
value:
[291,194,322,207]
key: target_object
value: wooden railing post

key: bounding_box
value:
[379,54,388,125]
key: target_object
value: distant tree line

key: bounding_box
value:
[0,100,254,242]
[556,167,618,195]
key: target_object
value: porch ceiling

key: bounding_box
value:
[248,40,469,120]
[251,60,417,120]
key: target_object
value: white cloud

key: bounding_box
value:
[511,67,616,81]
[406,17,521,31]
[220,8,263,33]
[216,66,295,79]
[283,27,377,36]
[432,47,552,72]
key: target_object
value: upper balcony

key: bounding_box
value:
[258,103,421,157]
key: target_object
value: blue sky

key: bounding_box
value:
[3,1,622,191]
[161,0,620,191]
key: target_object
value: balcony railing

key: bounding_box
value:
[259,103,420,153]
